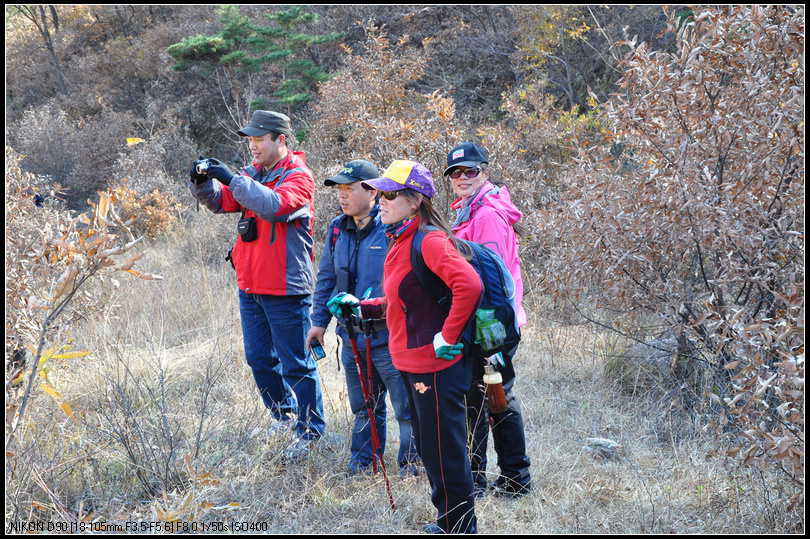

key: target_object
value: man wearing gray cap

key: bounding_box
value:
[307,160,419,477]
[188,110,325,461]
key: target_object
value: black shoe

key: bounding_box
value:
[399,462,422,478]
[346,462,373,476]
[489,477,531,498]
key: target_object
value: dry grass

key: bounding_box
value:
[5,220,802,534]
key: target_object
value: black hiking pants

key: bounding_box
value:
[466,342,532,493]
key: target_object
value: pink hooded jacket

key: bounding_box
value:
[450,181,527,327]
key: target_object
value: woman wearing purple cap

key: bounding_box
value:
[329,160,480,534]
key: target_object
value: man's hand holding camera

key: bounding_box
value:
[191,157,236,187]
[190,158,209,185]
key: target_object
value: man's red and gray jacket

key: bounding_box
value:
[189,151,315,296]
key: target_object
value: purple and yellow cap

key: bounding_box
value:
[361,160,436,199]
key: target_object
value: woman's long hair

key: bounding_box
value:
[398,189,473,260]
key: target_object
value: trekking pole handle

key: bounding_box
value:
[340,305,357,339]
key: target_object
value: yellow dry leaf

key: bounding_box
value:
[213,502,241,511]
[98,195,109,220]
[126,268,164,280]
[40,381,75,418]
[38,348,56,368]
[52,350,92,360]
[127,137,145,146]
[27,296,51,310]
[196,473,220,486]
[39,380,61,399]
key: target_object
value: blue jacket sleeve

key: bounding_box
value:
[311,221,339,329]
[188,178,227,213]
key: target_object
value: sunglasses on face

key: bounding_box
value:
[449,167,482,180]
[379,191,403,200]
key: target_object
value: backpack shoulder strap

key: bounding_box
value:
[329,222,340,252]
[328,214,352,257]
[410,226,452,310]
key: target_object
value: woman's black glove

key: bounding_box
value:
[206,158,236,187]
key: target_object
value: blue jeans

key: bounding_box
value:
[239,290,325,440]
[341,342,419,472]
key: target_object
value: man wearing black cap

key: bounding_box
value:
[188,110,325,461]
[307,160,419,476]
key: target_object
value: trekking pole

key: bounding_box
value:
[341,306,395,511]
[342,314,378,475]
[361,288,375,399]
[363,319,374,424]
[363,318,388,479]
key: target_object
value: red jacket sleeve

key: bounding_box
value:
[360,296,388,320]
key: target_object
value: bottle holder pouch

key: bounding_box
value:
[474,308,507,353]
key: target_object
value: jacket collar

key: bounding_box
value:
[451,181,500,227]
[341,203,380,241]
[385,214,419,241]
[254,151,296,178]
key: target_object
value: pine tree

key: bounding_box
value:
[166,6,343,122]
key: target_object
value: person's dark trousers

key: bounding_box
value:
[466,343,531,493]
[402,359,477,534]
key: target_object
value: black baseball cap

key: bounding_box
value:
[237,110,292,138]
[443,142,489,176]
[324,160,380,186]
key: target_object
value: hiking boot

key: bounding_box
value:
[399,463,421,479]
[347,461,373,476]
[282,437,315,462]
[267,418,294,438]
[472,474,488,498]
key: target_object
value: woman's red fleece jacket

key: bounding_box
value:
[361,221,482,374]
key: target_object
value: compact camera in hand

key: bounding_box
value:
[195,159,214,175]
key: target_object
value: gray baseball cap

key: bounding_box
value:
[237,110,291,138]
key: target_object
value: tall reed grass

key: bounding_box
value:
[6,215,802,533]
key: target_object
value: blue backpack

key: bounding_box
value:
[411,227,521,359]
